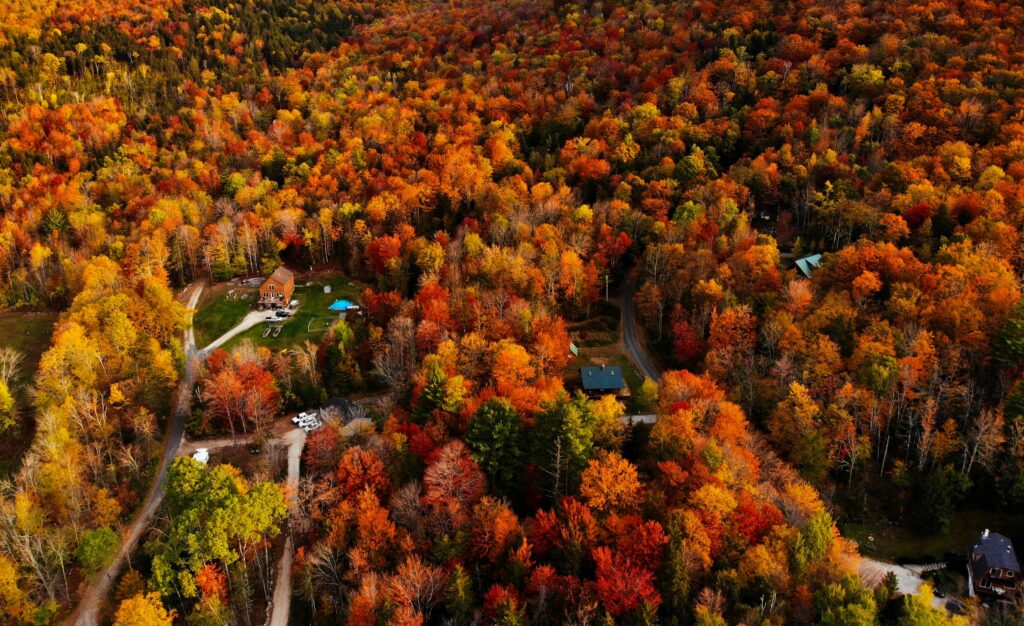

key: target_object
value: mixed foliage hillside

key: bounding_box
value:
[0,0,1022,624]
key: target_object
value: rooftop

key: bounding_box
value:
[265,266,294,285]
[795,253,823,278]
[971,530,1021,573]
[580,365,625,391]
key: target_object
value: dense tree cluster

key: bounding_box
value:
[0,0,1021,622]
[295,369,871,625]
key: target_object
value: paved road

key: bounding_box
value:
[623,414,658,425]
[67,280,205,626]
[620,276,662,381]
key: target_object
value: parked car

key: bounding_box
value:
[291,412,311,424]
[289,299,299,308]
[275,309,290,317]
[265,315,276,321]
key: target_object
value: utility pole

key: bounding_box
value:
[605,273,610,301]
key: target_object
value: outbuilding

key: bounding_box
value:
[794,253,823,278]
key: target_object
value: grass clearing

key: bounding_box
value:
[842,510,1024,563]
[567,300,620,347]
[0,310,58,476]
[226,273,365,351]
[192,283,256,348]
[0,311,59,372]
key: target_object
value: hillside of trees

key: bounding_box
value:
[1,0,1023,624]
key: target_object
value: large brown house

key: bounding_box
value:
[259,266,295,308]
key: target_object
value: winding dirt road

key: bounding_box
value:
[67,280,205,626]
[268,428,306,626]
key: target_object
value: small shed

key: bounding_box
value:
[580,365,626,396]
[260,266,295,307]
[795,254,823,278]
[192,448,209,465]
[969,529,1021,599]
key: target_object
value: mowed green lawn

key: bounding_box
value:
[0,311,58,476]
[226,273,365,350]
[843,510,1024,562]
[192,283,257,349]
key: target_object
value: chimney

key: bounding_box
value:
[600,364,605,370]
[984,529,990,539]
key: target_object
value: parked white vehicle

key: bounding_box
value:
[293,410,321,430]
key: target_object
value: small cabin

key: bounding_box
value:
[580,364,626,396]
[259,266,295,308]
[969,529,1021,599]
[794,254,823,278]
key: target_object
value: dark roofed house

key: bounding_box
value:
[580,364,626,396]
[969,529,1021,599]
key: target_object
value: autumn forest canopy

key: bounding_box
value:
[1,0,1024,624]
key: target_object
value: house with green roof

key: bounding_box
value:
[795,253,823,278]
[580,364,627,396]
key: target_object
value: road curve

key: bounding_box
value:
[620,276,662,381]
[67,280,205,626]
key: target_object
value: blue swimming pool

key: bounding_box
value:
[328,299,355,311]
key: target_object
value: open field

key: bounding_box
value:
[0,310,58,372]
[225,272,365,351]
[192,282,257,349]
[566,300,620,347]
[0,311,58,476]
[843,510,1024,563]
